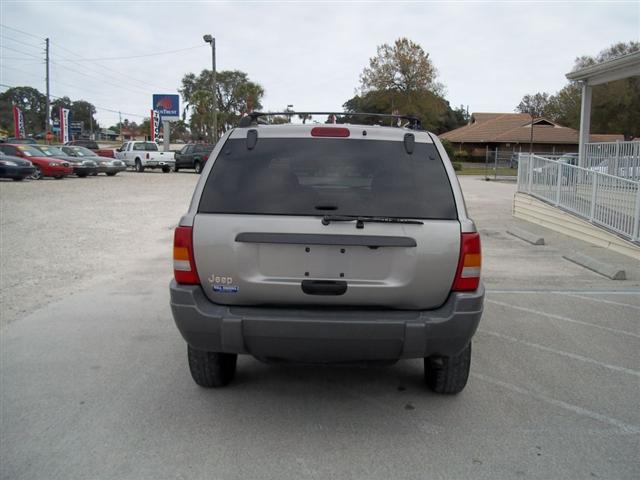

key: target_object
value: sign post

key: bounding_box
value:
[152,94,180,152]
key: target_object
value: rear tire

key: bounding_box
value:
[188,345,237,388]
[162,166,170,173]
[135,159,144,172]
[194,161,202,174]
[12,177,24,181]
[106,172,117,176]
[424,343,471,394]
[174,166,180,172]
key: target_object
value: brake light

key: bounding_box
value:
[452,232,481,291]
[311,127,350,137]
[173,226,199,284]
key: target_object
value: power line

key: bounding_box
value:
[2,64,45,80]
[0,44,43,60]
[0,24,44,41]
[50,41,175,93]
[0,33,44,51]
[0,81,147,119]
[51,43,206,62]
[50,59,152,96]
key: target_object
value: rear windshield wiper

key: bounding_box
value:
[321,214,424,228]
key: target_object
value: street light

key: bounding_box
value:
[203,34,217,143]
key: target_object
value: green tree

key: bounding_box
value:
[71,100,99,132]
[516,93,551,118]
[346,38,465,134]
[0,86,47,135]
[179,69,264,141]
[360,38,443,94]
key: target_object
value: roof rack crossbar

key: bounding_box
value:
[238,111,422,129]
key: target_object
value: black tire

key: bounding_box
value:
[135,159,144,172]
[78,174,87,178]
[188,345,237,388]
[12,177,24,182]
[54,176,64,180]
[194,161,202,174]
[174,166,180,172]
[424,343,471,394]
[106,172,117,176]
[30,167,42,180]
[162,166,170,173]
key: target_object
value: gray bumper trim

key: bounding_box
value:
[170,280,484,361]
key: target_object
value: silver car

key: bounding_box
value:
[170,114,484,394]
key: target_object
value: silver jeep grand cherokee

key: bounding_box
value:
[170,113,484,394]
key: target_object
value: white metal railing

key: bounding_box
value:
[518,154,640,242]
[583,141,640,180]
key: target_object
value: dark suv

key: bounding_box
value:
[174,144,214,174]
[170,114,484,394]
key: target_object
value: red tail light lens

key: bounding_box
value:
[452,232,481,291]
[311,127,350,137]
[173,226,199,284]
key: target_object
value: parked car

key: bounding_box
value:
[3,137,37,144]
[33,145,98,178]
[61,146,126,176]
[170,115,483,393]
[174,143,214,173]
[115,141,175,172]
[0,144,72,179]
[65,139,115,158]
[0,151,35,181]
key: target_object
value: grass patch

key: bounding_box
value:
[457,167,517,176]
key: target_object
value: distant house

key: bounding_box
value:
[440,112,622,159]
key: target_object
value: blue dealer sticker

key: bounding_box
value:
[213,285,239,293]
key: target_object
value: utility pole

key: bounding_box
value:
[45,38,50,132]
[203,34,217,143]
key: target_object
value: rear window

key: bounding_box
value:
[198,137,457,220]
[133,142,158,151]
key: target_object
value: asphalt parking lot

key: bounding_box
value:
[1,173,639,480]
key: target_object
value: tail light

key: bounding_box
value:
[173,226,199,284]
[311,127,350,137]
[452,232,481,291]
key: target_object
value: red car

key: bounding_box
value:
[0,144,73,179]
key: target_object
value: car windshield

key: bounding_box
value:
[36,146,66,156]
[199,137,457,220]
[133,142,158,151]
[69,146,97,157]
[16,145,43,157]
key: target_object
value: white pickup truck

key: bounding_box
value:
[115,141,175,173]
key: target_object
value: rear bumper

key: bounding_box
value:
[145,160,174,167]
[170,280,484,362]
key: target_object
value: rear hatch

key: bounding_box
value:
[193,126,460,310]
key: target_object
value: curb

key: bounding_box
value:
[507,227,545,246]
[562,252,626,280]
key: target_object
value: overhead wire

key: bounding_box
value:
[0,24,44,40]
[50,41,176,93]
[50,43,206,62]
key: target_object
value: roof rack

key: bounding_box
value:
[238,111,423,130]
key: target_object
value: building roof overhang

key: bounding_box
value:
[566,51,640,86]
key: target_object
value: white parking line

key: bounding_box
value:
[487,299,640,339]
[487,289,640,295]
[557,293,640,310]
[472,373,640,434]
[479,329,640,377]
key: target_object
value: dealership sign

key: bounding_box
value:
[152,94,180,121]
[12,105,25,138]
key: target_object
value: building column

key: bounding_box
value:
[578,81,592,167]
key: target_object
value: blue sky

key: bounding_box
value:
[1,0,638,127]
